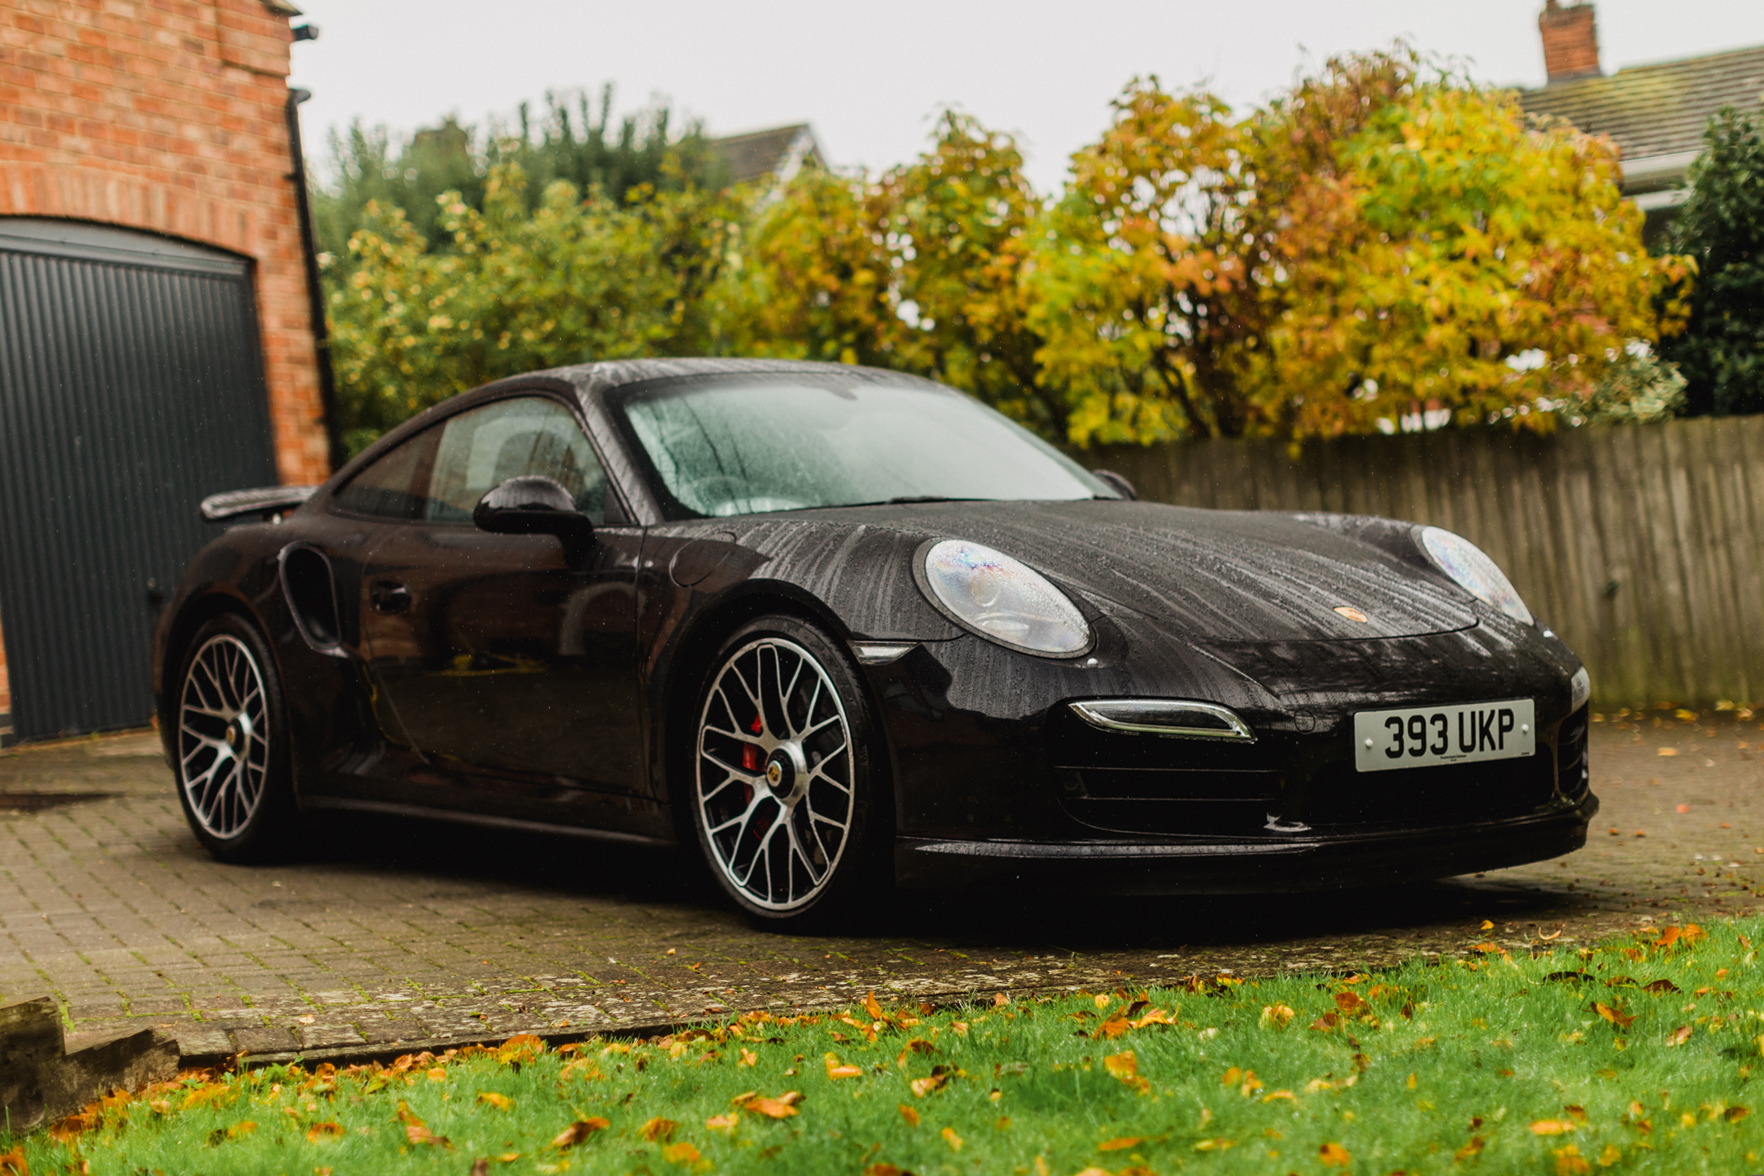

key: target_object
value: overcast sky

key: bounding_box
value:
[287,1,1764,193]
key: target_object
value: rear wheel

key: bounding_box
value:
[173,614,297,862]
[690,617,886,929]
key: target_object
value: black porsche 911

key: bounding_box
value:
[154,358,1595,927]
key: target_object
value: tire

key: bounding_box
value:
[689,616,888,930]
[172,613,298,863]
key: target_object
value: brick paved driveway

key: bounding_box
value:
[2,716,1756,1065]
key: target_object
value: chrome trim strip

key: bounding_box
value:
[1570,667,1591,712]
[851,641,916,666]
[1068,699,1256,742]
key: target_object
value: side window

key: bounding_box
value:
[330,428,440,519]
[417,397,609,524]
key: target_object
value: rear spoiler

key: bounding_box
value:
[200,485,319,522]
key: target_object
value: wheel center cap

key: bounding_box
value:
[763,744,807,802]
[225,724,238,748]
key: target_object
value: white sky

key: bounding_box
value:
[288,1,1764,193]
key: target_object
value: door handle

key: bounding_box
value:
[370,579,411,614]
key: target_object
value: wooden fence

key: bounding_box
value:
[1088,417,1764,707]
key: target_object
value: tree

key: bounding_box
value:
[1664,107,1764,416]
[311,88,723,262]
[325,164,739,454]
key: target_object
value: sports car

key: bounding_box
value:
[154,358,1596,928]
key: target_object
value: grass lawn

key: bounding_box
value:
[5,916,1763,1175]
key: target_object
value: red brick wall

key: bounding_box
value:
[0,0,330,484]
[0,0,331,728]
[1539,0,1600,83]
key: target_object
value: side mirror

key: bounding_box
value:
[473,476,594,558]
[1091,469,1137,501]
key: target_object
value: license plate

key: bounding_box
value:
[1353,699,1535,773]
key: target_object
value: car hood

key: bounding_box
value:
[800,499,1477,644]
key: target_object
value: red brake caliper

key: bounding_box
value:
[741,713,763,809]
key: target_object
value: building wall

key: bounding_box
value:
[0,0,331,734]
[0,0,327,483]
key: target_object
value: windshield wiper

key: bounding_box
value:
[883,495,982,505]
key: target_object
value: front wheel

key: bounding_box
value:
[173,613,298,862]
[690,617,887,929]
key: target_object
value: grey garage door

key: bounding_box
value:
[0,218,280,740]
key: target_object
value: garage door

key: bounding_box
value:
[0,218,280,739]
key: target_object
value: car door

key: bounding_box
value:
[358,393,647,796]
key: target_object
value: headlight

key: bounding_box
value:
[917,539,1091,656]
[1418,526,1534,626]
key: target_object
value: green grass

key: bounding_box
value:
[7,917,1764,1175]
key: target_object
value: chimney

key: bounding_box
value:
[1539,0,1601,83]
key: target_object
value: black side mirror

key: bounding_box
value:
[473,476,594,559]
[1091,469,1137,501]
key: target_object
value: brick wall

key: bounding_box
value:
[0,0,329,483]
[1539,0,1600,83]
[0,0,331,731]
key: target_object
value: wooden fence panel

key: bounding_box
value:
[1087,417,1764,707]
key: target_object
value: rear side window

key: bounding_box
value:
[418,397,608,524]
[330,428,439,519]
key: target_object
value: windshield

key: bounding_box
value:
[607,371,1116,519]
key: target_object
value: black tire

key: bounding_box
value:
[688,616,888,930]
[172,613,299,863]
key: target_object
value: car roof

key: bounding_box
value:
[531,357,944,400]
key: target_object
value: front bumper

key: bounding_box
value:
[893,790,1598,895]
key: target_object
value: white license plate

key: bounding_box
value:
[1353,699,1535,773]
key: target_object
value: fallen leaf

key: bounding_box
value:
[1262,1090,1296,1102]
[824,1052,862,1079]
[662,1141,700,1165]
[470,1160,489,1176]
[0,1148,25,1176]
[1472,942,1503,954]
[1221,1066,1243,1086]
[1554,1142,1592,1174]
[898,1104,920,1126]
[1260,1004,1295,1028]
[745,1094,802,1119]
[1532,1120,1577,1135]
[552,1118,610,1148]
[478,1092,514,1110]
[942,1126,963,1151]
[705,1113,738,1133]
[1100,1136,1147,1151]
[1319,1141,1351,1167]
[864,1166,906,1176]
[1726,1106,1750,1122]
[1310,1013,1341,1032]
[1599,1144,1622,1166]
[739,1048,757,1067]
[1658,747,1679,756]
[1479,919,1495,930]
[1194,1138,1234,1151]
[1565,1105,1588,1123]
[641,1117,678,1143]
[1667,1025,1693,1047]
[497,1034,545,1065]
[1104,1051,1151,1094]
[1335,992,1369,1015]
[1456,1136,1486,1160]
[305,1121,343,1142]
[910,1066,953,1097]
[1592,1002,1636,1029]
[1643,979,1680,995]
[865,991,886,1021]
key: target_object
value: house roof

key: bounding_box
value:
[710,124,822,187]
[1519,44,1764,186]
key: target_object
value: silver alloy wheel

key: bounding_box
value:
[696,637,856,912]
[177,633,271,839]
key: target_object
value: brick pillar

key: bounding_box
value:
[1539,0,1600,83]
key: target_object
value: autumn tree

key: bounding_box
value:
[1664,107,1764,416]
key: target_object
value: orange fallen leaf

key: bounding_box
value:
[1657,747,1679,756]
[941,1126,963,1151]
[1456,1136,1486,1160]
[739,1048,757,1067]
[1565,1104,1588,1123]
[706,1113,738,1132]
[1667,1025,1693,1046]
[661,1141,700,1165]
[1532,1119,1577,1135]
[1194,1138,1234,1151]
[1100,1136,1148,1151]
[824,1052,862,1079]
[0,1148,25,1176]
[744,1093,803,1119]
[910,1066,953,1097]
[497,1034,544,1065]
[1310,1012,1341,1032]
[640,1117,678,1143]
[1472,942,1504,954]
[305,1121,344,1142]
[1726,1106,1750,1122]
[552,1118,610,1148]
[1104,1050,1151,1094]
[1335,992,1369,1014]
[1093,1012,1131,1039]
[1260,1004,1295,1028]
[1263,1090,1296,1102]
[1554,1143,1592,1174]
[1221,1066,1243,1086]
[469,1160,489,1176]
[478,1092,513,1110]
[1592,1002,1636,1029]
[1319,1141,1351,1167]
[898,1104,920,1126]
[864,1166,907,1176]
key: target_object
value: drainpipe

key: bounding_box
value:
[285,84,346,473]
